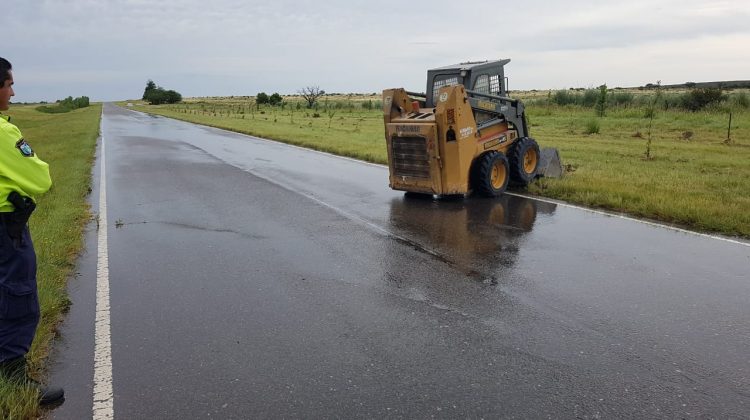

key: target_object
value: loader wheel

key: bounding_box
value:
[509,137,541,186]
[472,151,509,197]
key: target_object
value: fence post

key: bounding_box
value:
[726,112,733,144]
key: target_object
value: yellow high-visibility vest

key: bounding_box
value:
[0,113,51,212]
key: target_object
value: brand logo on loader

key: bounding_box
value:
[478,100,495,111]
[439,92,449,102]
[482,134,507,150]
[459,127,473,139]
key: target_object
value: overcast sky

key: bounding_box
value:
[3,0,749,102]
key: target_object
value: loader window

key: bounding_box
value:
[474,74,501,95]
[489,75,501,94]
[432,76,459,103]
[474,75,490,94]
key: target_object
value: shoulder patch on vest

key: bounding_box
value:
[16,139,35,157]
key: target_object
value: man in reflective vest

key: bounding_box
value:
[0,57,64,406]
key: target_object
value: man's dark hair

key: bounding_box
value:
[0,57,12,86]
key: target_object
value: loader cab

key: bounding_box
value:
[425,59,510,107]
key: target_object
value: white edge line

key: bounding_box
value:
[93,118,115,419]
[122,106,750,249]
[505,192,750,248]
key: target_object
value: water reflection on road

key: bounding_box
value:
[387,193,556,281]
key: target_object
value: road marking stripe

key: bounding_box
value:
[93,133,115,419]
[505,192,750,248]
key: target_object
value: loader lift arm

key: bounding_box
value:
[465,89,528,139]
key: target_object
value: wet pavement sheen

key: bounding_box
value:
[50,103,750,419]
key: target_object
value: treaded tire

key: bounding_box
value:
[509,137,541,186]
[472,151,510,197]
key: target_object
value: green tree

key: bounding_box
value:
[143,80,157,100]
[269,93,282,106]
[73,96,90,108]
[144,86,182,105]
[164,90,182,104]
[256,92,270,105]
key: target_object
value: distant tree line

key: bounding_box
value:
[647,80,750,90]
[143,80,182,105]
[36,95,90,113]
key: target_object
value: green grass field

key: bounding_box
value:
[526,105,749,236]
[1,104,101,419]
[127,94,750,238]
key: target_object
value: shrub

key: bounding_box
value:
[553,90,577,106]
[269,93,282,106]
[36,96,90,113]
[661,93,682,110]
[681,88,724,111]
[256,92,270,105]
[731,92,749,108]
[144,88,181,105]
[582,89,599,107]
[584,119,600,134]
[142,80,182,105]
[610,91,634,107]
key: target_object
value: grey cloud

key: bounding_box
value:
[3,0,750,101]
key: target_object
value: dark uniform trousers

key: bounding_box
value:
[0,214,40,363]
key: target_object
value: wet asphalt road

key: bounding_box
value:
[48,103,750,419]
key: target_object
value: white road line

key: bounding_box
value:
[235,165,449,261]
[505,192,750,248]
[93,134,114,419]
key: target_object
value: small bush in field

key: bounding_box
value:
[681,88,723,111]
[584,119,600,134]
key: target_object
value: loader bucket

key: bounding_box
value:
[536,148,563,178]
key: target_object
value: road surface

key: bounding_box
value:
[49,103,750,419]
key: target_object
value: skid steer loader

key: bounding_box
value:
[383,59,560,197]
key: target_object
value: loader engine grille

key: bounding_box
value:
[391,136,430,179]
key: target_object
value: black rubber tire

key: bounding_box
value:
[471,151,510,197]
[509,137,541,186]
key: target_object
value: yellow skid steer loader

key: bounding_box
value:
[383,59,561,197]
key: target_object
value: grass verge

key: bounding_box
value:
[1,104,101,419]
[125,98,749,238]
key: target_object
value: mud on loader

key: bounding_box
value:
[383,59,559,197]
